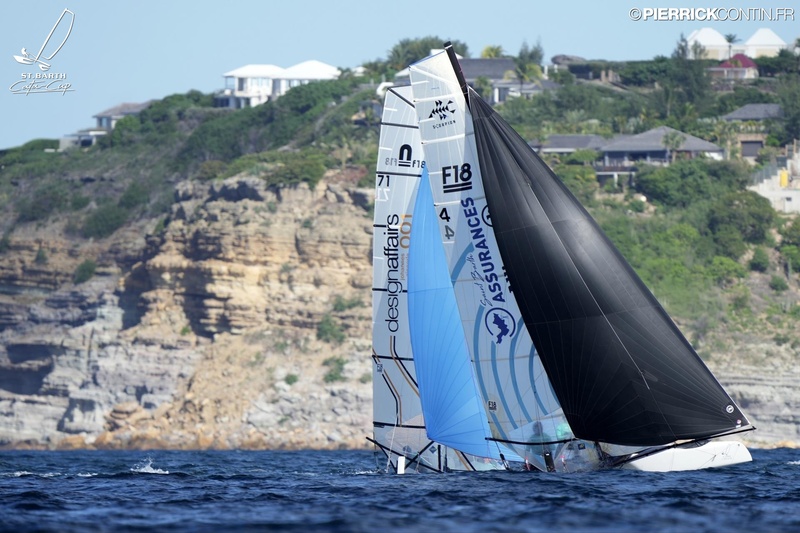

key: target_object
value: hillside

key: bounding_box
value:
[0,77,798,450]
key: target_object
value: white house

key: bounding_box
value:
[687,27,788,60]
[742,28,787,58]
[215,60,341,109]
[687,28,730,59]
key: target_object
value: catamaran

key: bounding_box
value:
[398,43,754,472]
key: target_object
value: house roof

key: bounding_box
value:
[93,101,152,118]
[459,58,516,81]
[600,126,721,153]
[722,103,783,121]
[534,134,608,151]
[283,60,340,80]
[686,27,728,47]
[223,64,286,78]
[719,53,757,69]
[745,28,786,46]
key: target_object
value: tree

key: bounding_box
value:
[780,216,800,247]
[481,45,504,58]
[724,34,739,60]
[387,37,469,71]
[662,130,685,163]
[708,190,775,246]
[670,35,712,115]
[513,40,544,91]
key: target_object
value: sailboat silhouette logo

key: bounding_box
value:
[13,9,75,72]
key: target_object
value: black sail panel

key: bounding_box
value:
[469,92,749,446]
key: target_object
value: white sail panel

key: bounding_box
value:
[409,51,570,471]
[372,86,429,471]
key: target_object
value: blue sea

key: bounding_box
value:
[0,448,797,532]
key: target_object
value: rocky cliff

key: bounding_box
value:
[0,171,796,450]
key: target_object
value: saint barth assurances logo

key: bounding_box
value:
[10,8,75,95]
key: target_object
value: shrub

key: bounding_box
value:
[317,314,345,344]
[195,160,228,181]
[332,295,362,312]
[322,356,346,383]
[284,374,298,385]
[118,182,149,209]
[34,247,48,265]
[748,247,770,272]
[708,256,746,286]
[769,275,789,292]
[73,259,97,284]
[82,205,129,238]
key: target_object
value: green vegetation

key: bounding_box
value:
[770,275,789,292]
[332,295,363,312]
[317,313,345,344]
[73,259,97,284]
[285,373,298,385]
[322,356,346,383]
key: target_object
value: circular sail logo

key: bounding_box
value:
[484,307,516,345]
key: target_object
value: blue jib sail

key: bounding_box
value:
[408,167,521,462]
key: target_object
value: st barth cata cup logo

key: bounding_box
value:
[10,8,75,95]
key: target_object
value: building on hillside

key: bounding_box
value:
[722,103,784,161]
[393,56,558,104]
[687,27,788,59]
[530,134,609,156]
[93,101,153,130]
[743,28,788,58]
[687,28,730,59]
[749,141,800,213]
[600,126,722,165]
[530,127,722,189]
[60,101,152,151]
[707,53,759,80]
[215,60,340,109]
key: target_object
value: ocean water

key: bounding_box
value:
[0,448,797,532]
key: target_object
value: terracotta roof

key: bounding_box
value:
[719,54,757,69]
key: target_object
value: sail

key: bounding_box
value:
[409,166,522,462]
[408,51,571,469]
[372,86,509,472]
[371,85,434,470]
[468,78,750,446]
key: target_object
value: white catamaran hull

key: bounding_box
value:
[620,440,752,472]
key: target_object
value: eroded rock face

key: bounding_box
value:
[0,170,795,450]
[0,172,375,450]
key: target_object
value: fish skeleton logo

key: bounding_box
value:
[13,8,75,72]
[428,99,456,120]
[485,307,516,345]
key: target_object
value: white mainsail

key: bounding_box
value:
[408,52,572,472]
[371,85,508,472]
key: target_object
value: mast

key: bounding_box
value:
[443,41,469,107]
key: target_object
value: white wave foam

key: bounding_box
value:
[130,457,169,475]
[788,460,800,466]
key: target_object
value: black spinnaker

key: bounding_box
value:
[468,90,750,447]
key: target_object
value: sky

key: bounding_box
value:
[1,1,798,150]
